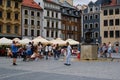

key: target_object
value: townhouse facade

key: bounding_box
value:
[60,1,81,41]
[0,0,22,39]
[101,0,120,45]
[35,0,61,40]
[22,0,43,39]
[82,0,102,44]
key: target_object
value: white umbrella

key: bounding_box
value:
[19,38,31,45]
[13,38,20,42]
[50,38,66,46]
[0,37,12,45]
[32,36,50,45]
[66,39,79,45]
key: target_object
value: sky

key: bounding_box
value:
[73,0,97,5]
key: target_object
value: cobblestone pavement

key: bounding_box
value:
[0,54,120,80]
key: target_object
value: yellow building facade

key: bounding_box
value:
[101,5,120,45]
[0,0,22,39]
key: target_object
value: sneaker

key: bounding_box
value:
[13,63,17,66]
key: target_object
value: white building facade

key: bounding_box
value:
[35,0,61,40]
[22,0,43,39]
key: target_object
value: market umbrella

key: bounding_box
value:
[32,36,50,45]
[66,39,79,45]
[13,38,20,42]
[50,38,66,46]
[0,37,12,45]
[19,38,31,45]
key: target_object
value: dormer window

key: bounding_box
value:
[90,7,93,12]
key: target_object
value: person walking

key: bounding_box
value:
[64,42,72,66]
[108,42,112,58]
[11,41,19,65]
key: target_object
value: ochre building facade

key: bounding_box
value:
[0,0,22,39]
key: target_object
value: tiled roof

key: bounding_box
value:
[45,0,60,5]
[22,0,42,10]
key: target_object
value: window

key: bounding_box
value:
[115,19,120,26]
[109,19,114,26]
[46,30,49,37]
[95,32,99,38]
[15,2,18,8]
[0,25,2,33]
[31,11,34,16]
[52,11,54,17]
[109,9,113,15]
[115,30,120,38]
[47,21,50,27]
[31,30,34,36]
[95,23,98,28]
[0,11,2,18]
[95,14,98,19]
[55,31,58,38]
[104,10,108,16]
[24,19,28,24]
[104,20,108,26]
[51,31,54,37]
[0,0,2,5]
[90,8,93,12]
[25,10,28,15]
[37,21,40,26]
[89,15,93,20]
[56,13,58,18]
[24,29,28,36]
[37,12,40,17]
[95,7,98,11]
[104,31,108,38]
[84,24,88,29]
[89,23,93,29]
[7,0,11,7]
[14,26,18,34]
[56,22,58,28]
[31,20,34,25]
[6,25,10,33]
[110,31,114,38]
[115,8,119,14]
[7,12,11,19]
[37,30,40,36]
[47,10,49,16]
[84,15,88,20]
[15,13,18,20]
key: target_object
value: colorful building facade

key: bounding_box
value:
[60,1,81,41]
[82,0,102,44]
[0,0,22,39]
[101,0,120,45]
[22,0,43,39]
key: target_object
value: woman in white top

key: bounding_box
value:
[64,42,72,66]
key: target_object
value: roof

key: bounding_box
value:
[45,0,60,5]
[60,1,75,9]
[22,0,42,10]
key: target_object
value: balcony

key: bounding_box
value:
[31,25,35,28]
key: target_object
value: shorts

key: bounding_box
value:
[12,52,18,58]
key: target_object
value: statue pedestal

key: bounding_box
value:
[81,44,98,60]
